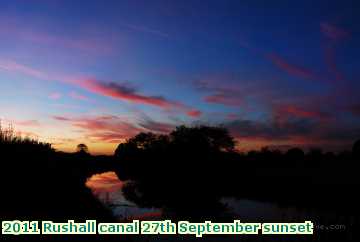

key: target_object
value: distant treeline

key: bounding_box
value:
[113,125,360,219]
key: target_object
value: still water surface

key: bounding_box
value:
[86,172,337,223]
[85,172,351,241]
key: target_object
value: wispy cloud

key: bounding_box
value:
[204,93,243,106]
[77,79,201,117]
[53,114,176,143]
[134,111,177,133]
[239,36,335,84]
[195,79,244,107]
[274,105,331,121]
[138,119,175,133]
[78,79,174,108]
[0,59,50,80]
[0,58,201,118]
[53,116,71,121]
[53,115,142,143]
[186,109,202,118]
[122,23,170,38]
[266,53,321,81]
[265,22,350,84]
[320,22,350,82]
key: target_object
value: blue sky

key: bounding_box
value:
[0,0,359,154]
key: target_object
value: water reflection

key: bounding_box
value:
[86,171,124,195]
[85,172,351,241]
[86,172,161,220]
[86,172,338,224]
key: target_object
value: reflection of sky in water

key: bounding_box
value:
[85,174,336,242]
[86,172,333,224]
[86,172,161,219]
[86,172,124,194]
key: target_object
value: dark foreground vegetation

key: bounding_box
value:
[114,125,360,240]
[1,123,359,241]
[0,124,116,241]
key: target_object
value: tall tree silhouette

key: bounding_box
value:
[114,125,235,218]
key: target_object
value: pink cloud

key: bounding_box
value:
[52,115,176,143]
[186,109,202,118]
[237,38,325,83]
[204,93,243,106]
[264,23,350,84]
[275,105,330,121]
[53,115,142,143]
[266,53,321,81]
[0,58,79,86]
[196,78,245,107]
[0,57,200,118]
[320,22,350,82]
[77,79,201,117]
[78,79,174,108]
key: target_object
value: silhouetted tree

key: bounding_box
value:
[76,143,89,154]
[114,126,235,218]
[170,125,235,152]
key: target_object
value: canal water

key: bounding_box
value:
[86,171,161,220]
[86,172,353,241]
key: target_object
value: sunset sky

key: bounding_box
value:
[1,0,359,154]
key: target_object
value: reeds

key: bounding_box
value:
[0,119,51,149]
